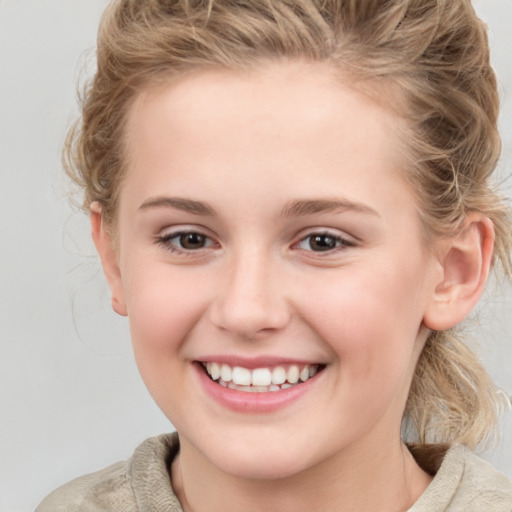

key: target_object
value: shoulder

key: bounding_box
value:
[36,433,182,512]
[450,446,512,511]
[36,460,133,512]
[410,444,512,512]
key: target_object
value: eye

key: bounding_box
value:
[175,232,209,250]
[157,230,216,252]
[297,232,354,252]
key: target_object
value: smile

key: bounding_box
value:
[201,362,321,393]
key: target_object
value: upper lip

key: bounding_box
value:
[196,355,326,369]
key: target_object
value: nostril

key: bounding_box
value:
[209,299,291,340]
[207,260,291,338]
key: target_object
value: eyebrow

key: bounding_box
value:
[139,196,216,216]
[281,198,379,217]
[138,196,379,218]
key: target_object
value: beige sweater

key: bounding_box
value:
[37,433,512,511]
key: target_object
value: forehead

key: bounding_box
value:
[122,61,412,217]
[132,61,400,131]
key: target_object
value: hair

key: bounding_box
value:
[65,0,512,450]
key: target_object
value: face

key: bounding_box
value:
[102,62,443,480]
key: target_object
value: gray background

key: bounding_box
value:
[0,1,511,510]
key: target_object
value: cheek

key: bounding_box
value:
[122,262,215,418]
[123,261,212,356]
[299,260,427,381]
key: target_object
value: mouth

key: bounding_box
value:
[200,361,324,393]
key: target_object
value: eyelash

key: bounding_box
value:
[156,229,355,256]
[155,230,217,255]
[295,231,356,254]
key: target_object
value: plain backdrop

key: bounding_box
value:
[1,1,511,511]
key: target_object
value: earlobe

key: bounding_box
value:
[90,202,128,317]
[423,215,494,331]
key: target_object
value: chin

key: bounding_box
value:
[218,457,307,481]
[202,440,317,481]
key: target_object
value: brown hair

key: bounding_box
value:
[65,0,512,449]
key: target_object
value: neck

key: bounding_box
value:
[171,434,432,512]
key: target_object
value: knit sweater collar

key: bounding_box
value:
[129,432,511,512]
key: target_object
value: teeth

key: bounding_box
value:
[271,366,286,385]
[232,366,251,386]
[210,362,220,380]
[220,364,232,382]
[204,362,321,392]
[252,368,272,386]
[287,365,299,384]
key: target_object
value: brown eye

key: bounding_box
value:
[179,232,207,249]
[308,234,338,251]
[297,232,354,253]
[157,230,215,253]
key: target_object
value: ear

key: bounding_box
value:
[423,214,494,331]
[90,202,128,316]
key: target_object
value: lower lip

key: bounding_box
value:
[194,363,321,414]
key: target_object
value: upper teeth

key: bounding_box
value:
[204,362,319,387]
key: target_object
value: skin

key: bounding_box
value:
[92,61,494,512]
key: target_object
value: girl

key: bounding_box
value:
[38,0,512,510]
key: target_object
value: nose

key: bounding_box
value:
[209,249,291,340]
